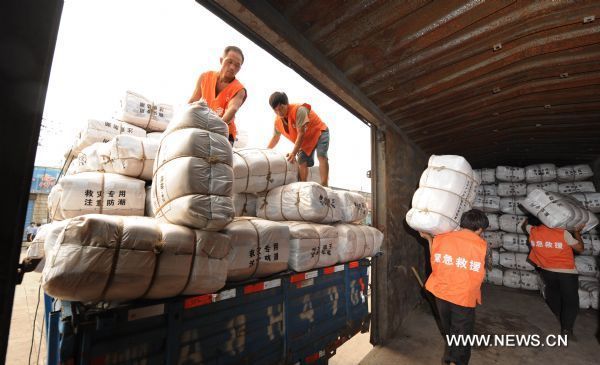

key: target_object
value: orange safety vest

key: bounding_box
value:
[425,230,487,308]
[200,71,246,139]
[274,103,328,156]
[527,225,575,270]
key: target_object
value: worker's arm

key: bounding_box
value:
[188,74,203,104]
[221,89,247,124]
[267,133,281,149]
[419,231,434,253]
[570,225,585,253]
[520,217,529,235]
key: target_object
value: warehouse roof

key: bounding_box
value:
[198,0,600,167]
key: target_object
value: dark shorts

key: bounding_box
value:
[297,128,329,167]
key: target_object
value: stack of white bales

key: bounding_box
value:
[41,95,233,303]
[579,276,599,310]
[406,155,480,235]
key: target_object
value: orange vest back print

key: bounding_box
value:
[274,103,327,156]
[425,230,487,308]
[200,71,246,139]
[528,225,575,270]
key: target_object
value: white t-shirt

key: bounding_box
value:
[525,225,579,274]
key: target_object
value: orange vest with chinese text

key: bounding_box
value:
[527,226,575,270]
[425,229,487,308]
[274,103,327,156]
[200,71,246,139]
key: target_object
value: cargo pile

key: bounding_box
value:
[34,94,381,304]
[476,164,599,309]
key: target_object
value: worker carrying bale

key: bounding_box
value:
[266,91,330,186]
[418,209,489,365]
[520,215,584,339]
[188,46,247,146]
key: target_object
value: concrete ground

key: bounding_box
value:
[361,283,599,365]
[6,248,46,365]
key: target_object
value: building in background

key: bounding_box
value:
[23,166,61,241]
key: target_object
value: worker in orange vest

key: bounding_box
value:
[188,46,247,146]
[521,215,584,338]
[419,209,489,365]
[266,92,330,186]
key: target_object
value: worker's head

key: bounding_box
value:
[459,209,489,234]
[525,214,542,227]
[219,46,244,81]
[269,91,289,117]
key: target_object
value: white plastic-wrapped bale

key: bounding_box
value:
[473,168,496,184]
[520,271,540,290]
[503,269,521,288]
[146,132,163,140]
[476,184,497,196]
[321,187,343,223]
[502,233,529,253]
[232,148,298,193]
[151,102,234,231]
[280,222,338,272]
[576,256,598,277]
[592,289,599,310]
[119,91,173,132]
[145,186,153,217]
[233,193,257,217]
[223,218,290,281]
[42,215,230,302]
[473,195,500,213]
[485,213,500,231]
[256,182,333,223]
[48,172,145,221]
[406,155,479,235]
[335,224,383,263]
[526,182,559,195]
[497,183,527,197]
[492,249,500,266]
[579,289,592,309]
[26,221,70,273]
[579,276,599,292]
[525,164,557,183]
[521,189,598,232]
[499,214,528,234]
[333,190,368,223]
[97,135,159,181]
[571,193,600,213]
[74,143,104,173]
[69,119,146,156]
[557,164,594,182]
[483,231,503,248]
[499,197,526,214]
[581,233,600,256]
[515,253,535,271]
[496,166,525,182]
[485,267,503,285]
[559,181,596,194]
[500,252,517,269]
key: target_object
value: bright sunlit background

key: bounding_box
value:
[39,0,371,192]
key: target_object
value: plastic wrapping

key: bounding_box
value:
[223,218,290,281]
[499,197,526,214]
[473,195,500,213]
[486,213,500,231]
[558,181,596,194]
[335,224,383,263]
[557,164,594,182]
[485,267,503,285]
[482,231,503,248]
[119,91,173,132]
[497,183,527,197]
[97,135,159,181]
[571,193,600,213]
[525,164,557,183]
[502,233,529,253]
[476,184,497,196]
[526,182,558,195]
[473,168,496,184]
[521,189,598,232]
[498,214,527,234]
[496,166,525,182]
[48,172,146,221]
[232,148,298,193]
[256,182,331,223]
[576,255,598,277]
[42,215,230,302]
[333,190,368,223]
[280,222,339,272]
[69,119,146,156]
[581,233,600,256]
[233,193,257,217]
[151,102,234,231]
